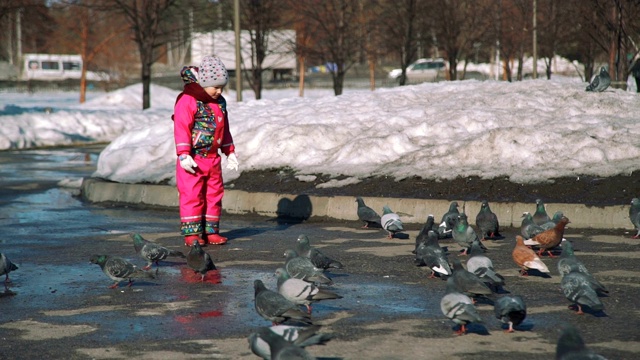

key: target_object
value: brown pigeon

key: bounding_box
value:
[529,216,570,257]
[512,236,549,276]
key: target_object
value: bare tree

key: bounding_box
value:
[430,0,493,81]
[109,0,180,110]
[52,2,127,102]
[288,0,365,95]
[240,0,289,100]
[378,0,423,86]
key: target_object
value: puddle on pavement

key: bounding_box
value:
[0,263,456,343]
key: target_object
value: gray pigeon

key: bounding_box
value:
[452,213,484,255]
[89,254,154,289]
[475,200,500,240]
[295,234,343,270]
[248,325,333,360]
[520,212,545,239]
[533,199,551,226]
[355,197,381,228]
[414,214,438,253]
[253,279,313,325]
[466,240,505,289]
[585,66,611,92]
[494,295,527,333]
[414,230,452,279]
[131,233,185,270]
[275,268,342,314]
[556,324,608,360]
[540,211,565,230]
[439,201,460,238]
[251,326,316,359]
[381,205,404,239]
[0,252,18,290]
[440,276,483,335]
[629,197,640,238]
[561,271,604,315]
[450,257,493,299]
[557,241,608,295]
[186,241,217,281]
[284,249,333,285]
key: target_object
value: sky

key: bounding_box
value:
[1,73,639,188]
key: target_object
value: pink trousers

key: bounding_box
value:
[176,154,224,236]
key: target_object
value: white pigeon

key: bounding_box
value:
[381,205,404,239]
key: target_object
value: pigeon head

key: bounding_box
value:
[89,254,108,265]
[254,279,267,295]
[284,249,298,260]
[296,235,310,247]
[131,233,144,244]
[274,267,289,280]
[451,257,464,271]
[560,240,575,257]
[556,324,588,358]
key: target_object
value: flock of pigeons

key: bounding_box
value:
[2,195,639,358]
[355,196,620,360]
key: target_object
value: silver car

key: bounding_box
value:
[388,58,447,83]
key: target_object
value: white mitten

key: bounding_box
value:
[179,154,198,174]
[226,153,239,171]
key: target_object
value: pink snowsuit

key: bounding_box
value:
[173,66,235,237]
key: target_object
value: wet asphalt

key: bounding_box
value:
[0,145,639,359]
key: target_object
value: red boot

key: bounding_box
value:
[205,233,227,245]
[185,235,206,247]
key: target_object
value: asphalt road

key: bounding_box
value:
[0,145,639,359]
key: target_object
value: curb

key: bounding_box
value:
[80,177,633,231]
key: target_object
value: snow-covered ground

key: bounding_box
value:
[1,77,638,187]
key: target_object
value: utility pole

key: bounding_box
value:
[532,0,537,79]
[234,0,242,102]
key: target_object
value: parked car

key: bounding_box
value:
[388,58,447,83]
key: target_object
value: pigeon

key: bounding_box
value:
[439,201,460,238]
[475,200,500,240]
[532,199,551,226]
[295,234,343,270]
[556,324,608,360]
[585,66,611,92]
[528,216,570,257]
[381,205,404,239]
[466,240,505,289]
[494,295,527,333]
[89,254,155,289]
[452,213,484,255]
[251,326,316,359]
[0,252,18,290]
[414,214,438,253]
[275,267,342,314]
[557,241,608,295]
[450,257,493,299]
[355,197,381,228]
[561,271,605,315]
[512,236,550,276]
[131,233,185,270]
[629,197,640,238]
[248,325,333,360]
[540,211,565,230]
[414,230,452,279]
[253,279,313,325]
[284,249,333,285]
[186,241,217,281]
[520,212,545,239]
[440,276,483,335]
